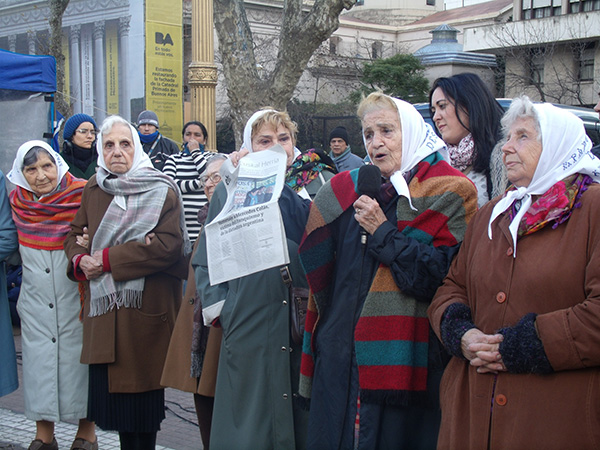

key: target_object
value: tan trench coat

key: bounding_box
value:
[429,184,600,450]
[160,239,221,396]
[64,177,188,393]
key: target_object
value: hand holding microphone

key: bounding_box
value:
[354,165,386,245]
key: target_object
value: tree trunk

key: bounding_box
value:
[214,0,355,149]
[48,0,71,118]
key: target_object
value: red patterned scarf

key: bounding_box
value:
[9,173,85,250]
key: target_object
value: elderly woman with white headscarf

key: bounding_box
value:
[428,96,600,449]
[193,108,311,449]
[63,116,189,450]
[298,92,478,449]
[7,141,95,450]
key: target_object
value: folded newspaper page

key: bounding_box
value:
[205,145,290,285]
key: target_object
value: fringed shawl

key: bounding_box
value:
[298,152,476,406]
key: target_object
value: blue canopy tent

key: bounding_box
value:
[0,49,57,179]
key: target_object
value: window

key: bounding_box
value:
[427,0,435,5]
[523,0,561,18]
[570,0,600,13]
[355,0,364,5]
[528,49,545,85]
[578,44,595,81]
[372,41,382,59]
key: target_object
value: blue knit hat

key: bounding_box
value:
[63,113,97,141]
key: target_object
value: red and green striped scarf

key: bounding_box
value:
[299,152,475,404]
[9,173,86,250]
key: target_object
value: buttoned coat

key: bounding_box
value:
[64,176,188,393]
[428,184,600,450]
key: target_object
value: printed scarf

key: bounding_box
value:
[9,173,85,250]
[511,173,592,237]
[285,148,337,192]
[299,153,474,405]
[90,167,186,316]
[447,133,475,172]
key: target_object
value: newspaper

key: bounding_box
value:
[205,145,290,285]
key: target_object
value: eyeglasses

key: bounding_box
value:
[76,128,97,136]
[200,173,222,185]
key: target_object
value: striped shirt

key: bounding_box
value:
[163,151,211,241]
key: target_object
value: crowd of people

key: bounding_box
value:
[1,72,600,450]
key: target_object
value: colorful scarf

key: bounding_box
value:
[285,148,337,192]
[511,173,592,237]
[9,172,85,250]
[299,153,475,405]
[447,133,475,172]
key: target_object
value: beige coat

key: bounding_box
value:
[160,239,221,396]
[429,184,600,449]
[64,177,188,393]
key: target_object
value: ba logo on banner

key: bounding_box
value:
[155,32,174,46]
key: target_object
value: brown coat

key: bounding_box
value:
[160,239,221,396]
[428,184,600,450]
[64,177,188,393]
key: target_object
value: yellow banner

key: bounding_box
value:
[145,0,183,142]
[105,21,119,114]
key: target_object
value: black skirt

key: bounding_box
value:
[88,364,165,433]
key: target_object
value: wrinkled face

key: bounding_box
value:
[330,137,348,156]
[431,88,470,146]
[202,160,225,202]
[103,123,135,174]
[23,153,58,196]
[71,121,96,149]
[252,123,295,167]
[362,108,403,179]
[138,123,158,135]
[502,117,543,188]
[183,124,206,145]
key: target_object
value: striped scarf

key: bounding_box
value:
[9,173,85,250]
[89,167,186,317]
[299,153,474,405]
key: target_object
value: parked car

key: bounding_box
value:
[413,99,600,147]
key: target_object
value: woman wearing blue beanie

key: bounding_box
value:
[61,114,98,180]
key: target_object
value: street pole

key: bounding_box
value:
[189,0,218,150]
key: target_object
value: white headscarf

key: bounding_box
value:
[368,96,447,211]
[96,118,153,176]
[241,108,301,160]
[8,140,70,195]
[488,102,600,256]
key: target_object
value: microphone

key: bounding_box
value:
[356,164,382,246]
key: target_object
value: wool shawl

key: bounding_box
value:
[10,172,85,251]
[298,152,474,405]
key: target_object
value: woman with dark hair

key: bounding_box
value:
[430,73,507,206]
[61,114,98,180]
[7,141,96,450]
[162,121,213,241]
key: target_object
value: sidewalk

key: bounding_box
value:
[0,331,203,450]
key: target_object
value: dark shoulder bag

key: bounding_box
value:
[280,266,309,345]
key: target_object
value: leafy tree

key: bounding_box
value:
[213,0,355,149]
[351,53,430,104]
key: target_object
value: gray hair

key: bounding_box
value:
[22,146,54,170]
[206,153,227,171]
[100,115,133,137]
[501,95,542,142]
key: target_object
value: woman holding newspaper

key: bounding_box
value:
[193,109,310,449]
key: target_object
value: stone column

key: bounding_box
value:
[94,21,107,121]
[70,24,82,114]
[189,0,217,150]
[119,16,131,121]
[8,35,16,53]
[27,30,36,55]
